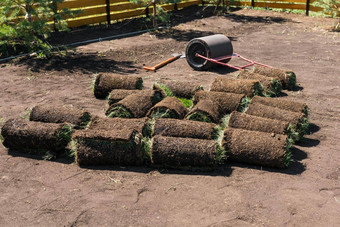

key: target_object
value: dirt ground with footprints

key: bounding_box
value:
[0,7,340,226]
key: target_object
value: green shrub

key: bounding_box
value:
[0,0,79,58]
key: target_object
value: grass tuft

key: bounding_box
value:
[219,114,230,130]
[253,82,264,97]
[150,108,178,119]
[79,112,92,129]
[238,96,251,112]
[143,119,155,138]
[141,137,152,165]
[187,112,212,123]
[136,77,144,90]
[287,72,297,90]
[284,138,293,167]
[215,145,227,165]
[265,78,282,97]
[57,124,73,146]
[107,106,133,118]
[156,83,173,97]
[178,98,193,109]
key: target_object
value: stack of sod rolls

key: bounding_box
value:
[210,77,263,97]
[159,80,203,99]
[246,96,309,141]
[253,65,296,90]
[72,117,149,166]
[1,118,73,158]
[156,81,203,109]
[148,118,226,169]
[107,84,167,106]
[93,73,143,99]
[105,89,165,118]
[223,127,291,168]
[236,70,282,97]
[228,111,298,143]
[186,91,245,123]
[147,97,188,119]
[30,105,92,129]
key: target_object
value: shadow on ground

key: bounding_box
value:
[14,53,138,75]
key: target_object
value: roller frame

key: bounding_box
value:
[195,53,273,70]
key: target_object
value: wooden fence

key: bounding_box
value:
[59,0,323,28]
[6,0,324,28]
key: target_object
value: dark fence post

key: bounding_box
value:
[201,0,205,7]
[106,0,111,24]
[146,6,149,17]
[251,0,255,8]
[306,0,310,16]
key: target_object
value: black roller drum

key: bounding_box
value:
[186,34,233,71]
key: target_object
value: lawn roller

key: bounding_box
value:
[186,34,272,71]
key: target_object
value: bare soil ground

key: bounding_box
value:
[1,7,340,226]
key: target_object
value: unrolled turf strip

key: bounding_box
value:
[147,97,188,119]
[94,73,143,99]
[152,135,217,168]
[1,118,72,151]
[30,105,91,129]
[73,129,142,166]
[186,99,220,123]
[193,91,245,115]
[152,118,218,139]
[210,77,263,97]
[223,127,290,168]
[251,96,308,116]
[253,65,296,90]
[228,111,290,135]
[237,70,282,96]
[159,80,203,98]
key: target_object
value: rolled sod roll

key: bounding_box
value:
[245,103,308,141]
[159,80,203,98]
[108,84,167,106]
[73,129,142,166]
[251,96,308,116]
[210,77,263,97]
[88,116,147,134]
[152,136,222,168]
[152,118,218,139]
[1,119,72,152]
[253,65,296,90]
[223,127,291,168]
[186,99,220,123]
[237,70,282,97]
[193,91,245,114]
[106,90,162,118]
[93,73,143,99]
[30,105,91,129]
[107,89,143,105]
[228,111,290,135]
[147,97,188,119]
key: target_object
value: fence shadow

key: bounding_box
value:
[14,53,138,75]
[225,12,295,24]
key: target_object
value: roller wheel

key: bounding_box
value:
[185,39,212,71]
